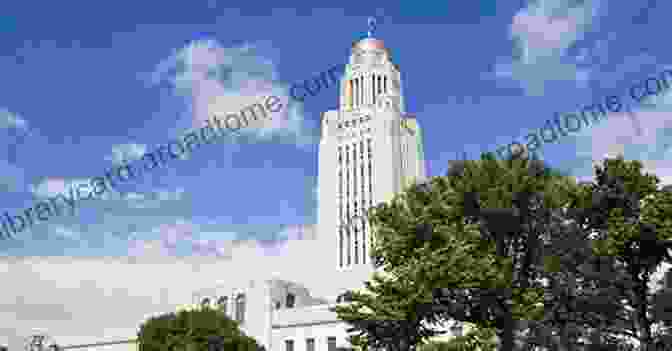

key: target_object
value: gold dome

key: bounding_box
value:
[352,37,388,54]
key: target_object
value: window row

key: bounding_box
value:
[285,337,336,351]
[338,115,371,129]
[338,139,373,221]
[339,220,368,267]
[337,139,372,163]
[200,293,246,323]
[275,293,296,309]
[346,74,389,109]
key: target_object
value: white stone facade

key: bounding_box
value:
[319,36,425,274]
[190,34,429,351]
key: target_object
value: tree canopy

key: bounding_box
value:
[137,306,264,351]
[333,154,672,351]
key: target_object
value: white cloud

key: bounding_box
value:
[30,177,98,199]
[156,187,184,201]
[30,177,129,203]
[495,0,601,95]
[0,108,28,131]
[53,226,81,241]
[570,73,672,185]
[30,179,185,216]
[0,222,370,350]
[124,188,185,209]
[0,107,33,166]
[126,220,236,257]
[149,39,317,146]
[30,178,72,198]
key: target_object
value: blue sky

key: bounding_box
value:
[2,0,672,348]
[1,0,669,257]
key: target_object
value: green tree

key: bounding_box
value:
[337,153,672,351]
[518,157,672,351]
[343,153,571,350]
[571,157,672,350]
[331,273,443,351]
[523,185,633,350]
[137,306,265,351]
[417,325,498,351]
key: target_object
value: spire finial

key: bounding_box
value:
[367,17,376,38]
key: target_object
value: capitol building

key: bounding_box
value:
[189,32,460,351]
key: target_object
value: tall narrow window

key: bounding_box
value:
[353,78,357,107]
[354,226,359,264]
[339,170,343,195]
[348,80,353,109]
[346,228,351,265]
[201,297,211,309]
[362,222,367,264]
[217,296,228,314]
[286,293,295,308]
[359,78,362,107]
[306,339,315,351]
[372,74,376,105]
[384,76,387,93]
[378,76,382,94]
[285,340,294,351]
[359,76,364,106]
[354,78,358,107]
[339,228,344,267]
[353,144,357,195]
[327,337,337,351]
[371,75,375,105]
[235,293,246,323]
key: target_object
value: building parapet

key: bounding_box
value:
[273,303,343,327]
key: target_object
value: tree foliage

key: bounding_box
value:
[331,273,443,351]
[335,153,672,351]
[137,306,264,351]
[418,325,498,351]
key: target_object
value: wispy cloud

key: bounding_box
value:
[124,188,185,209]
[0,108,32,172]
[30,176,124,202]
[494,0,600,95]
[0,108,28,131]
[568,71,672,184]
[148,39,317,146]
[30,178,75,198]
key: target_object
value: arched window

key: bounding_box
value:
[200,297,211,309]
[286,293,296,308]
[217,296,228,314]
[235,293,246,323]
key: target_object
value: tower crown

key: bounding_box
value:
[352,38,389,55]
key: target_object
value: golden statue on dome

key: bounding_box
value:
[367,17,376,38]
